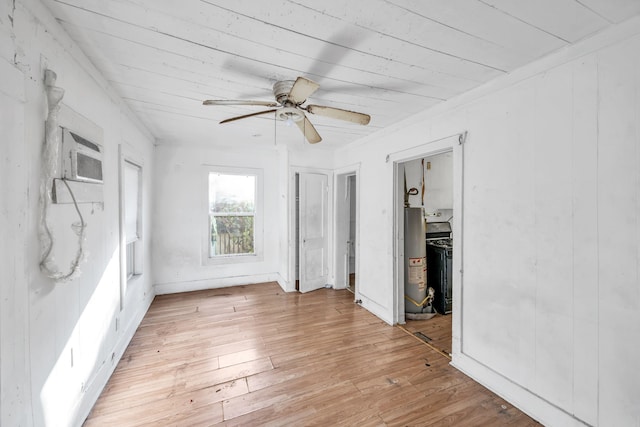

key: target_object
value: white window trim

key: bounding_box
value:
[118,144,144,310]
[202,165,264,265]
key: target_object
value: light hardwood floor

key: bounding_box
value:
[402,315,453,360]
[84,282,540,426]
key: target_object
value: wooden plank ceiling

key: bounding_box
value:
[44,0,640,149]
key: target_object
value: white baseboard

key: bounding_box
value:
[273,273,294,292]
[451,353,589,427]
[73,290,154,427]
[154,273,283,295]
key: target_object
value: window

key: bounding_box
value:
[208,171,257,257]
[124,160,142,278]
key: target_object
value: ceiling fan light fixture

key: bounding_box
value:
[276,107,305,123]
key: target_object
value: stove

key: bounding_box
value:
[427,239,453,249]
[425,222,453,314]
[425,221,452,241]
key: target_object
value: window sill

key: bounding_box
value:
[202,253,264,266]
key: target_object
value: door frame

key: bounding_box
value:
[288,166,333,293]
[333,164,360,293]
[391,133,465,357]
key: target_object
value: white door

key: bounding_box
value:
[299,172,328,293]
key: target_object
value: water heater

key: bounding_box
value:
[404,207,426,313]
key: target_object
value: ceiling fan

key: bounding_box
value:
[202,77,371,144]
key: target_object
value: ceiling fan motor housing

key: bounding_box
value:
[273,80,297,104]
[273,80,306,122]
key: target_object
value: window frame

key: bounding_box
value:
[126,240,136,280]
[123,159,143,280]
[202,165,264,265]
[119,143,144,311]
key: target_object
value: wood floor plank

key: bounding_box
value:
[403,314,453,356]
[184,357,273,391]
[87,379,245,425]
[83,282,540,426]
[218,348,268,368]
[154,402,224,426]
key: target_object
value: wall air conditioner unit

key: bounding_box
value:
[52,126,104,204]
[61,127,103,183]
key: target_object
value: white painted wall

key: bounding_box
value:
[152,144,285,293]
[404,152,453,216]
[332,136,399,323]
[333,16,640,427]
[1,56,30,427]
[150,142,335,294]
[1,1,155,426]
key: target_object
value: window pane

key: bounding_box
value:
[209,173,255,213]
[126,241,135,278]
[124,161,141,243]
[210,215,254,256]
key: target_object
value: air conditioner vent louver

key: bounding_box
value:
[70,131,101,153]
[61,127,103,184]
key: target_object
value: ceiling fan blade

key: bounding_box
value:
[306,104,371,125]
[220,109,278,124]
[203,99,278,107]
[295,116,322,144]
[288,77,320,104]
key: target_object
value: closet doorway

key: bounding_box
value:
[335,167,359,295]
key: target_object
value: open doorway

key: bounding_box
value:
[335,170,358,294]
[394,146,459,358]
[347,175,356,292]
